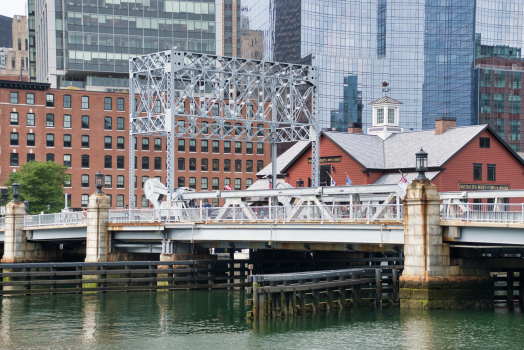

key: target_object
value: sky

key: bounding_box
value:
[0,0,27,18]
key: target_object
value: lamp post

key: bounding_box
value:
[23,200,29,214]
[47,204,51,213]
[95,171,104,193]
[296,178,304,188]
[11,181,20,202]
[415,148,428,181]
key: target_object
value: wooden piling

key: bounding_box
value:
[351,273,361,307]
[312,278,320,312]
[252,276,259,319]
[508,269,515,310]
[338,275,346,309]
[326,277,334,311]
[392,269,399,304]
[375,269,382,306]
[270,281,278,318]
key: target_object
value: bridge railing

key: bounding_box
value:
[441,202,524,223]
[23,211,88,228]
[108,204,404,224]
[0,216,4,230]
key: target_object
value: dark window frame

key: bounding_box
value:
[473,163,482,181]
[479,137,490,148]
[487,164,496,181]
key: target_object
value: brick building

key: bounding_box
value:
[0,80,270,209]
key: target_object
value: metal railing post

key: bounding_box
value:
[521,203,524,224]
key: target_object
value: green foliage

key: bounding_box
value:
[4,161,71,214]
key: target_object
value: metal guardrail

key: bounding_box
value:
[0,217,4,230]
[23,212,87,228]
[108,204,404,224]
[441,203,524,223]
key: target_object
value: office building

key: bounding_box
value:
[31,0,234,91]
[0,15,13,48]
[423,0,524,152]
[241,0,425,131]
[0,16,29,80]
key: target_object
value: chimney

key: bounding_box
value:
[435,117,456,135]
[347,122,362,134]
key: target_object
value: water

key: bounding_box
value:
[1,290,524,349]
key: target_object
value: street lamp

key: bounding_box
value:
[296,178,304,188]
[95,171,104,193]
[47,204,51,213]
[11,182,20,202]
[23,200,29,214]
[415,148,428,181]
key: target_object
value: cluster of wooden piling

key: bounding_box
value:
[493,269,524,308]
[246,268,401,319]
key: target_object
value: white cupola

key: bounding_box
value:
[367,95,403,140]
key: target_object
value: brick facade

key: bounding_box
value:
[0,81,270,209]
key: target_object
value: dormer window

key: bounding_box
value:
[377,109,384,124]
[388,108,395,123]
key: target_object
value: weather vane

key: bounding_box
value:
[381,81,390,95]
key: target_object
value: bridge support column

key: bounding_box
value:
[85,193,111,263]
[1,200,61,263]
[400,179,493,309]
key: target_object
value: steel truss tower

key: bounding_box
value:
[129,49,319,207]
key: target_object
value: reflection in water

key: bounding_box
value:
[1,292,524,349]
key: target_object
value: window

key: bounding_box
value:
[189,139,196,152]
[104,136,112,149]
[257,124,264,136]
[201,158,208,171]
[104,155,112,169]
[141,195,148,208]
[104,97,112,110]
[235,142,242,154]
[235,159,242,172]
[82,135,89,148]
[487,164,496,181]
[189,177,196,189]
[59,135,71,149]
[27,113,35,126]
[177,120,185,133]
[142,157,149,170]
[178,139,185,151]
[224,122,231,133]
[142,138,149,150]
[63,114,71,128]
[178,158,185,171]
[224,159,231,172]
[117,156,125,169]
[46,94,54,107]
[10,112,18,125]
[212,159,219,172]
[235,178,241,190]
[10,132,19,146]
[473,163,482,180]
[82,194,89,207]
[27,153,35,162]
[178,177,185,187]
[134,137,137,150]
[63,95,71,108]
[46,153,54,162]
[82,155,89,168]
[201,177,208,190]
[511,120,521,142]
[117,117,125,130]
[63,154,71,167]
[257,143,264,155]
[116,137,125,150]
[246,178,253,188]
[141,176,148,188]
[513,72,522,89]
[117,98,125,111]
[257,160,264,172]
[246,160,253,173]
[18,38,21,50]
[224,178,231,189]
[510,94,521,115]
[64,176,71,187]
[117,175,124,188]
[388,109,395,123]
[200,140,208,152]
[105,175,112,188]
[107,194,112,206]
[212,140,219,153]
[377,108,384,124]
[46,134,54,147]
[212,104,219,116]
[10,92,18,104]
[495,70,506,88]
[10,153,18,166]
[81,96,89,109]
[104,117,112,130]
[11,58,14,69]
[212,178,219,190]
[116,194,124,207]
[235,122,242,135]
[154,138,161,151]
[154,157,161,170]
[27,133,35,146]
[479,137,490,148]
[494,93,505,113]
[246,142,253,154]
[46,114,54,127]
[224,141,231,153]
[189,158,196,171]
[26,93,35,105]
[82,115,89,129]
[202,121,209,134]
[81,174,89,187]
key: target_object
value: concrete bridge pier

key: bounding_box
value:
[400,180,494,309]
[1,200,61,263]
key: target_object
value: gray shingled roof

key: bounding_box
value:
[369,96,403,105]
[373,171,441,185]
[257,141,310,176]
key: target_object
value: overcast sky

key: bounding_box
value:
[0,0,26,18]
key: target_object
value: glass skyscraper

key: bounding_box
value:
[423,0,524,151]
[241,0,425,131]
[32,0,220,90]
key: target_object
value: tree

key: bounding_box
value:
[4,161,71,214]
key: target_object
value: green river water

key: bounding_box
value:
[1,290,524,349]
